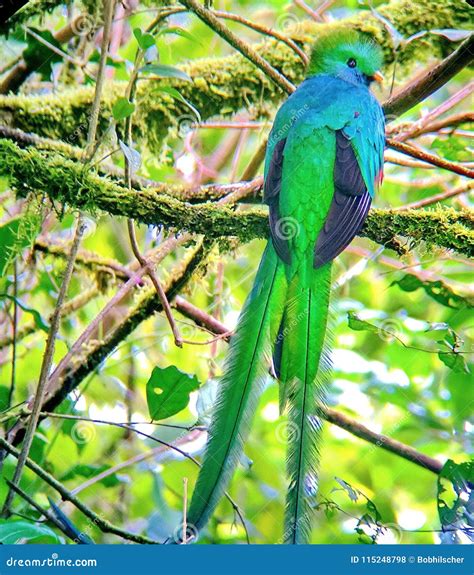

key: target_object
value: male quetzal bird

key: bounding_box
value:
[182,28,385,544]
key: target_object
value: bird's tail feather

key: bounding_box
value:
[280,264,333,544]
[184,243,287,539]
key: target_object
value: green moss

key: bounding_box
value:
[0,0,471,152]
[1,140,472,257]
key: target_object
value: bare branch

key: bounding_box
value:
[383,34,474,119]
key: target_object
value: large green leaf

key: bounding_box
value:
[146,365,200,421]
[0,519,62,544]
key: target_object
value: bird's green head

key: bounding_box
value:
[308,28,383,87]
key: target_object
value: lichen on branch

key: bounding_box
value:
[1,140,472,258]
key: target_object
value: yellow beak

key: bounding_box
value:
[372,70,384,85]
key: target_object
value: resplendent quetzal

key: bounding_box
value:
[182,29,385,544]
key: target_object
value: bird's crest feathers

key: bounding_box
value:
[308,28,383,84]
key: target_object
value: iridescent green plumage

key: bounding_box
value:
[180,29,385,544]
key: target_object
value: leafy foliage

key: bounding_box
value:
[146,365,200,421]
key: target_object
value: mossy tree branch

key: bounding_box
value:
[0,0,471,152]
[1,140,472,258]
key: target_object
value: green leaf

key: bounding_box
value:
[112,97,135,121]
[430,137,471,162]
[0,386,9,411]
[437,459,473,529]
[159,27,200,44]
[23,28,62,80]
[133,28,156,50]
[0,519,62,544]
[146,365,200,421]
[139,64,192,82]
[438,351,469,373]
[156,86,201,121]
[0,216,37,275]
[392,274,472,309]
[334,477,359,502]
[0,294,49,332]
[347,312,379,334]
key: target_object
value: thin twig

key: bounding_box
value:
[322,409,443,474]
[159,6,308,64]
[127,221,183,347]
[1,217,86,516]
[214,10,308,64]
[395,82,474,141]
[386,138,474,178]
[314,0,336,19]
[182,477,188,544]
[293,0,321,21]
[23,26,84,67]
[8,261,18,409]
[395,181,474,211]
[85,0,116,158]
[122,41,183,347]
[416,111,474,136]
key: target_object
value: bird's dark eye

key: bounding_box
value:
[347,58,357,68]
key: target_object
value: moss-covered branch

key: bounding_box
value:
[1,140,472,257]
[0,0,471,152]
